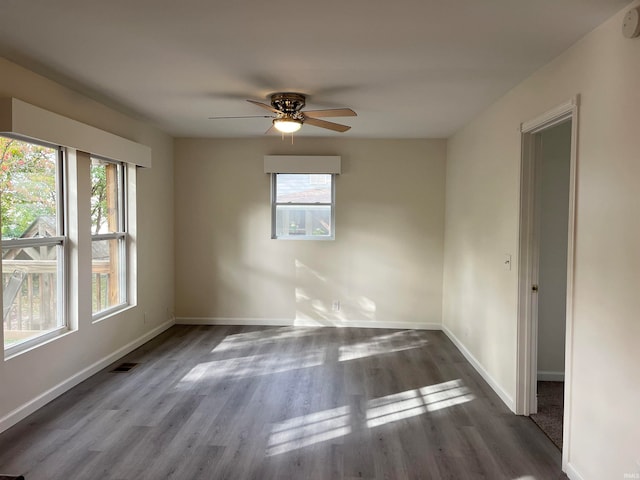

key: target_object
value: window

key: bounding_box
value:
[91,158,127,316]
[1,135,66,351]
[272,173,335,240]
[1,99,147,353]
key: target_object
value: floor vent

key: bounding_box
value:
[111,362,139,373]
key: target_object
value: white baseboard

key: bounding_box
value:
[537,370,565,382]
[176,316,441,330]
[177,317,294,327]
[565,462,586,480]
[0,319,174,434]
[441,325,515,412]
[294,319,441,330]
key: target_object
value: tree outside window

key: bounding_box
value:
[1,136,65,349]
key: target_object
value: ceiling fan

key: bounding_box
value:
[208,92,356,134]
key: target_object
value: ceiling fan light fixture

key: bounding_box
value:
[273,118,302,133]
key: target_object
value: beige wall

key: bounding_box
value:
[0,58,175,429]
[443,2,640,478]
[174,138,445,329]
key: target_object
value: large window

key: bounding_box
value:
[272,173,335,240]
[1,136,66,351]
[91,158,127,317]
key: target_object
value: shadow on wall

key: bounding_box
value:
[198,202,433,324]
[293,259,377,326]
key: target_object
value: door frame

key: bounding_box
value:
[516,96,579,468]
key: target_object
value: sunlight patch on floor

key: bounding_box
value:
[366,379,474,428]
[266,406,351,456]
[339,330,429,362]
[175,351,324,388]
[211,327,321,353]
[266,379,473,456]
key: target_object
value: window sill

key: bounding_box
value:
[4,327,75,360]
[91,303,134,324]
[272,236,335,241]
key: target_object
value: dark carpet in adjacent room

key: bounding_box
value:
[530,381,564,450]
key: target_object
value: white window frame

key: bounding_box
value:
[2,136,68,354]
[271,173,336,240]
[90,157,128,319]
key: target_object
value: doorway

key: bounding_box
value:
[516,98,578,468]
[529,120,571,449]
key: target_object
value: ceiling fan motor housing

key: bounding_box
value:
[270,92,306,114]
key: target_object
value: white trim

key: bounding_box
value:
[4,327,76,361]
[0,97,151,167]
[271,173,336,240]
[537,370,565,381]
[177,317,294,327]
[0,319,174,434]
[562,102,580,472]
[3,326,70,359]
[517,97,579,472]
[91,303,134,324]
[442,325,516,412]
[520,97,579,133]
[516,125,541,415]
[296,319,441,330]
[565,463,586,480]
[1,236,65,248]
[175,316,441,330]
[264,155,341,174]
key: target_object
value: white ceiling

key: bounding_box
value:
[0,0,630,138]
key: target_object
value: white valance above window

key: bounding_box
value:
[264,155,341,174]
[0,97,152,168]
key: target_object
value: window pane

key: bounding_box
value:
[2,246,62,348]
[275,205,332,237]
[91,159,121,234]
[0,137,58,240]
[276,174,331,204]
[92,238,124,314]
[91,158,127,317]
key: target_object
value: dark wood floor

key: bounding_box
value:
[0,326,568,479]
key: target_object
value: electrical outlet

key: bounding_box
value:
[332,300,341,312]
[143,311,148,324]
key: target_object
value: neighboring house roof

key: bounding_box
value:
[278,188,331,203]
[21,215,57,238]
[2,215,108,261]
[3,215,57,261]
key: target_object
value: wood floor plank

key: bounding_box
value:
[0,326,568,479]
